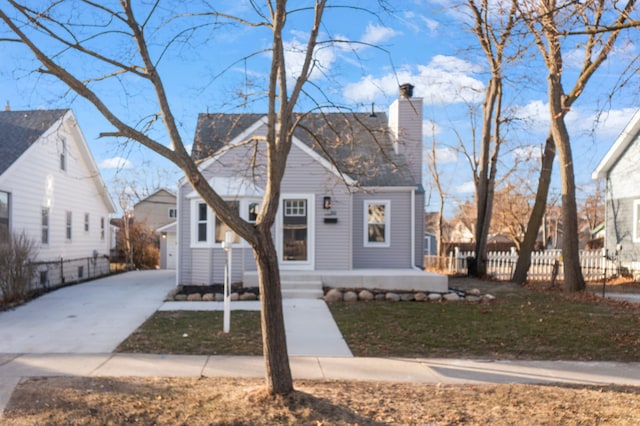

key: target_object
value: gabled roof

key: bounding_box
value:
[192,112,415,187]
[0,109,68,175]
[592,109,640,179]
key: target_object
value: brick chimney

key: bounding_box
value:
[389,84,423,184]
[4,101,10,111]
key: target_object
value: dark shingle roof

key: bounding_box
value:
[192,112,414,187]
[0,109,68,174]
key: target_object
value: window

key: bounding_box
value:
[284,199,306,216]
[169,208,177,219]
[197,202,208,242]
[39,270,48,286]
[248,202,260,223]
[100,217,105,240]
[634,200,640,243]
[215,201,240,243]
[78,266,84,279]
[66,211,72,240]
[364,200,390,247]
[0,191,10,244]
[84,213,90,232]
[42,208,50,244]
[60,139,67,171]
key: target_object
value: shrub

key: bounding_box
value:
[0,232,38,306]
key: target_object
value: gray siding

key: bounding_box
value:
[604,195,640,264]
[414,191,425,267]
[352,191,413,268]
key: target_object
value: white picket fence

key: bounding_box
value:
[445,248,616,282]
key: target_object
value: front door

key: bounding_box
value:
[279,195,314,270]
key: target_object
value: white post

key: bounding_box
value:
[222,231,233,333]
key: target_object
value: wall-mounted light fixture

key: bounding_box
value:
[161,232,167,239]
[323,196,332,209]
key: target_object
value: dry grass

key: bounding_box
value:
[6,376,640,425]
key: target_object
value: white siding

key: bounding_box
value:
[0,112,113,263]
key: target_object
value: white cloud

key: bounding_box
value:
[454,180,476,194]
[99,156,133,170]
[284,35,336,81]
[423,119,442,136]
[361,23,399,45]
[434,147,458,164]
[511,145,540,162]
[343,55,484,104]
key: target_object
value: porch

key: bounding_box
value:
[243,269,448,299]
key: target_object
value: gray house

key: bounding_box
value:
[593,109,640,270]
[176,86,447,296]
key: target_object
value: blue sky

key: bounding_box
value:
[1,1,638,217]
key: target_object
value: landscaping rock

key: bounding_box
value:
[414,292,427,301]
[230,292,239,301]
[165,287,180,301]
[187,293,202,301]
[240,292,257,301]
[202,293,215,301]
[358,290,374,301]
[428,293,442,302]
[374,293,386,301]
[465,295,481,303]
[443,293,461,302]
[482,294,496,302]
[468,288,481,296]
[324,288,343,303]
[344,291,358,302]
[385,292,400,302]
[174,294,187,301]
[400,293,414,302]
[215,293,224,301]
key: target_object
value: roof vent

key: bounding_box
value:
[399,83,414,99]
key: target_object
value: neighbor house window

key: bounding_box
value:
[364,200,390,247]
[84,213,90,232]
[215,201,240,243]
[248,202,260,223]
[0,191,9,244]
[66,211,72,240]
[634,200,640,243]
[100,217,105,240]
[169,208,177,219]
[60,139,67,171]
[42,207,50,244]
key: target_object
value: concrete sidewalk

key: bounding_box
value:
[2,353,640,386]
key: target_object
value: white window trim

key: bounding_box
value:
[277,194,315,270]
[364,200,390,248]
[190,198,261,248]
[633,199,640,243]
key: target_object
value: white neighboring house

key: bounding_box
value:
[0,108,116,287]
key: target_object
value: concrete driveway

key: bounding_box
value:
[0,270,176,353]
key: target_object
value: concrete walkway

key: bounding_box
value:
[2,271,640,418]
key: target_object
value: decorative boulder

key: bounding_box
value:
[443,293,461,302]
[230,292,239,301]
[343,291,358,302]
[385,292,401,302]
[465,295,481,303]
[482,294,496,302]
[202,293,215,301]
[324,288,343,303]
[400,293,414,302]
[374,293,386,301]
[427,293,442,302]
[174,294,187,301]
[414,292,427,302]
[240,292,258,301]
[215,293,224,301]
[187,293,202,302]
[358,290,374,301]
[468,288,481,296]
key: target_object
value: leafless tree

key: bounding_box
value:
[0,0,332,395]
[516,0,639,291]
[465,0,520,277]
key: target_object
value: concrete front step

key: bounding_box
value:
[281,280,323,299]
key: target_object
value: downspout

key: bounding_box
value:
[411,186,419,270]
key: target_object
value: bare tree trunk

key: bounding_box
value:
[253,227,293,394]
[512,135,555,283]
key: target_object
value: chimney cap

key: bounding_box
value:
[399,83,414,99]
